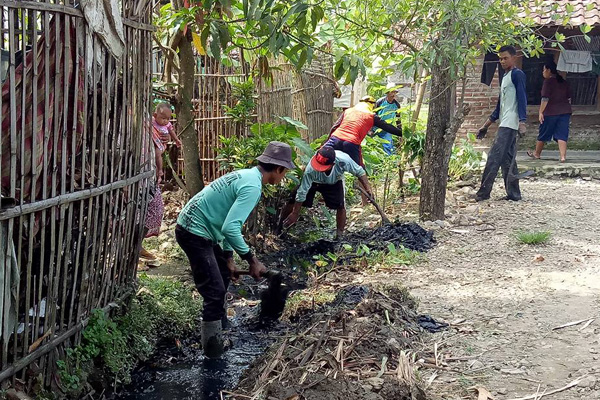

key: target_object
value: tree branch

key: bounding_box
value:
[330,10,420,53]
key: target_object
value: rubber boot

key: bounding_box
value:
[201,320,224,359]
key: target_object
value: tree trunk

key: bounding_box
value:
[176,32,204,196]
[419,61,454,221]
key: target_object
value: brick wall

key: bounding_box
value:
[457,56,500,145]
[458,55,600,150]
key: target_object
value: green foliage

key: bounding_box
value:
[217,117,312,195]
[223,78,256,126]
[135,274,202,337]
[154,1,356,84]
[400,112,426,167]
[448,133,484,181]
[82,310,131,379]
[357,244,424,273]
[56,348,87,396]
[515,230,551,245]
[55,276,201,397]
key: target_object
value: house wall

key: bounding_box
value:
[458,56,501,143]
[460,54,600,150]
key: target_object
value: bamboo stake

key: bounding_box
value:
[3,6,17,372]
[123,24,143,287]
[84,34,102,314]
[68,17,87,331]
[42,13,66,382]
[34,7,51,368]
[58,15,79,332]
[112,36,128,297]
[90,43,114,310]
[51,12,71,343]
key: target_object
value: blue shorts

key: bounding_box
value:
[538,114,570,142]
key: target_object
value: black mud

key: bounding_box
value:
[113,222,435,400]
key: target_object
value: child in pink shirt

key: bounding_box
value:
[151,102,181,182]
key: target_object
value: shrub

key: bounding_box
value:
[515,230,551,245]
[448,133,484,181]
[54,276,202,397]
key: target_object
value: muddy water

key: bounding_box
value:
[116,315,278,400]
[116,222,434,399]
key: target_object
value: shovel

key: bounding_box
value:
[508,133,534,179]
[237,270,288,322]
[357,185,391,224]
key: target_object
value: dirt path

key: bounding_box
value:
[391,179,600,399]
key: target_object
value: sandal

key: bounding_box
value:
[526,150,540,159]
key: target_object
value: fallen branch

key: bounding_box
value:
[552,318,594,331]
[220,390,253,399]
[505,376,585,400]
[578,318,595,331]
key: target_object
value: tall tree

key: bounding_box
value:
[154,0,364,195]
[322,0,581,220]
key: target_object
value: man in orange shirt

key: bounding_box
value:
[325,96,403,166]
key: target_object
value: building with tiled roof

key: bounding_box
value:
[524,0,600,27]
[461,0,600,150]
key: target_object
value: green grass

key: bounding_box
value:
[52,275,202,397]
[515,230,551,245]
[283,288,336,320]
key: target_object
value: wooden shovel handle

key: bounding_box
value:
[357,186,391,224]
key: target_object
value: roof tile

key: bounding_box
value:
[524,0,600,26]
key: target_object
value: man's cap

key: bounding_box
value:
[310,146,336,172]
[359,95,376,104]
[386,82,399,92]
[256,141,296,170]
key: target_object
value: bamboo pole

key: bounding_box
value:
[112,30,129,299]
[69,17,88,331]
[51,12,71,344]
[121,24,139,288]
[58,15,79,332]
[83,33,101,318]
[88,35,111,311]
[3,6,17,372]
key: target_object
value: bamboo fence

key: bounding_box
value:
[0,0,153,385]
[153,51,336,183]
[258,55,336,143]
[194,54,249,183]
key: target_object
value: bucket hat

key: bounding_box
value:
[256,141,296,169]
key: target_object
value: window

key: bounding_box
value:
[521,53,598,107]
[568,72,598,105]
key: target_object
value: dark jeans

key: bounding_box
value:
[324,136,364,166]
[476,127,522,201]
[175,225,230,322]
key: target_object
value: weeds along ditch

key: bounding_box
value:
[49,222,435,400]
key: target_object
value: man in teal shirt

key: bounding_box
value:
[175,141,295,358]
[282,146,373,239]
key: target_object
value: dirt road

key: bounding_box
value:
[398,179,600,399]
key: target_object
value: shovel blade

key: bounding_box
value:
[513,169,535,179]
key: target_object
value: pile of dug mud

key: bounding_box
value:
[230,285,428,400]
[272,222,435,263]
